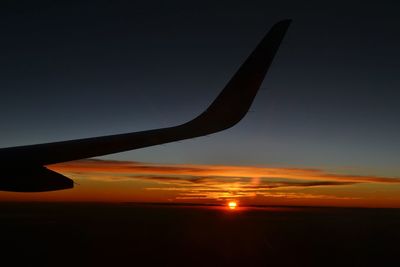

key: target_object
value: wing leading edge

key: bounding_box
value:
[0,20,291,187]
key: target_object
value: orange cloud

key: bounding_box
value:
[46,159,400,203]
[48,159,400,184]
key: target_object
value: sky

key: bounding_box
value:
[1,0,400,207]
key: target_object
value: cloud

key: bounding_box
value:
[49,159,400,184]
[45,159,399,202]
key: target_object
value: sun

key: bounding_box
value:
[228,201,237,210]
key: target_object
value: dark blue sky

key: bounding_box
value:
[1,0,400,177]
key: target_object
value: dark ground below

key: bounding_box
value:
[0,203,399,266]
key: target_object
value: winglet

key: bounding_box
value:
[182,19,292,133]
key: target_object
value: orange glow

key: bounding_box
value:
[228,201,237,209]
[48,159,400,184]
[1,159,400,208]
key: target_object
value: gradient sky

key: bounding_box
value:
[1,1,400,207]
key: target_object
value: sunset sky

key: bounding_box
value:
[1,1,400,207]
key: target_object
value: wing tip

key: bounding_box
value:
[182,19,292,133]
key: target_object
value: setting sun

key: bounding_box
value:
[228,201,238,210]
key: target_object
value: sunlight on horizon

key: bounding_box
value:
[228,201,238,210]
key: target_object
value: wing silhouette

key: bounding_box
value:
[0,20,291,192]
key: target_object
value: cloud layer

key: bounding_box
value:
[48,159,400,202]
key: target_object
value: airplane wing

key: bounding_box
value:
[0,20,291,192]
